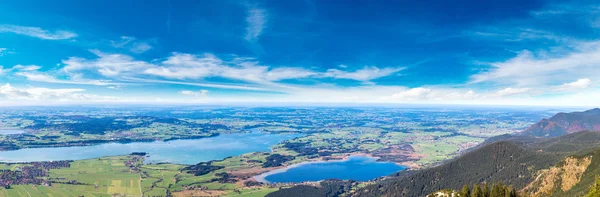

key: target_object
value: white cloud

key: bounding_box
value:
[43,50,416,102]
[123,77,271,91]
[58,51,404,92]
[130,42,152,53]
[144,53,222,79]
[111,36,152,53]
[470,41,600,86]
[58,51,282,91]
[0,83,30,98]
[63,50,154,77]
[143,53,315,85]
[471,28,565,42]
[111,36,136,48]
[8,63,117,86]
[15,72,57,82]
[180,90,209,97]
[12,64,41,71]
[217,60,314,84]
[107,86,122,90]
[493,87,531,97]
[0,48,8,56]
[0,65,41,76]
[444,90,479,100]
[244,7,267,41]
[0,83,114,101]
[323,66,404,81]
[380,88,479,102]
[264,67,317,81]
[384,87,432,100]
[15,72,115,86]
[0,24,77,40]
[554,78,592,91]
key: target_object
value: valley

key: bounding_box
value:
[0,106,556,196]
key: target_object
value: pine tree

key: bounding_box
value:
[491,182,506,197]
[461,184,471,197]
[472,184,483,197]
[483,182,490,197]
[506,186,517,197]
[586,177,600,197]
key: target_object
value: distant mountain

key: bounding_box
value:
[351,131,600,197]
[519,108,600,137]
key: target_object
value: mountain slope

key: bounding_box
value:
[520,108,600,137]
[352,131,600,197]
[522,147,600,197]
[352,142,561,197]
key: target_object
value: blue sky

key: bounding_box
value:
[0,0,599,106]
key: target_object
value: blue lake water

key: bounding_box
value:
[0,129,25,135]
[0,132,300,164]
[259,156,406,183]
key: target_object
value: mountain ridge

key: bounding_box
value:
[352,130,600,197]
[520,108,600,137]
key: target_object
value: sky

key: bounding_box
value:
[1,0,600,106]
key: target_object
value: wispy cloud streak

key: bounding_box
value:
[0,25,77,40]
[244,7,267,41]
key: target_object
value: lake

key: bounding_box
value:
[0,132,300,164]
[0,129,25,135]
[255,156,406,183]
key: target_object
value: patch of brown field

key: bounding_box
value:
[234,179,246,187]
[172,189,227,197]
[228,166,280,177]
[372,144,423,164]
[228,154,356,178]
[399,161,422,170]
[522,156,592,197]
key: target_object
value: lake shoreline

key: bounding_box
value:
[0,128,26,135]
[252,154,408,184]
[0,132,300,164]
[0,132,221,152]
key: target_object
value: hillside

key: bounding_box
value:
[351,131,600,197]
[520,108,600,137]
[521,148,600,197]
[531,131,600,153]
[351,142,560,197]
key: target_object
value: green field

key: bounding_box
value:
[0,154,284,197]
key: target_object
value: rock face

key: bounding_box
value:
[520,108,600,137]
[522,156,593,197]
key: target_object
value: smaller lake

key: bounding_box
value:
[257,156,406,183]
[0,131,300,164]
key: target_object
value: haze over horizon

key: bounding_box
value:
[1,0,600,106]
